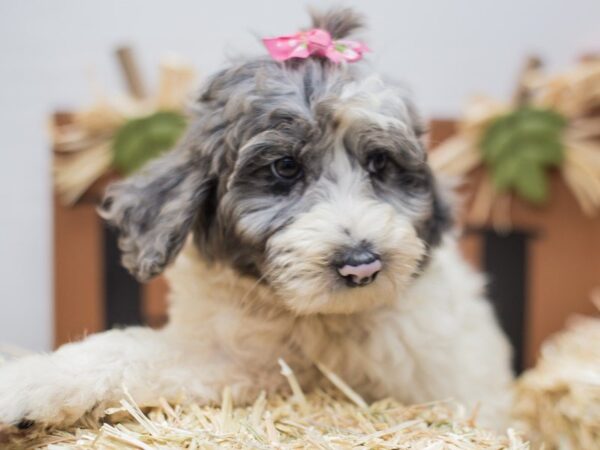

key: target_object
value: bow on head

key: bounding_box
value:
[262,28,369,63]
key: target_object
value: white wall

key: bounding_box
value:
[1,0,598,351]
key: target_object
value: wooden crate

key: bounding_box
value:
[53,114,168,347]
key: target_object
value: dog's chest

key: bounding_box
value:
[281,311,420,402]
[167,247,453,404]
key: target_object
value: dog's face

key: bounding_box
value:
[101,49,451,316]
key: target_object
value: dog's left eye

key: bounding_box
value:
[271,157,302,180]
[366,152,388,175]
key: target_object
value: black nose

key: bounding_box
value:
[335,249,382,287]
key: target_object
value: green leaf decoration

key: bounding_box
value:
[112,111,187,174]
[514,160,547,204]
[480,107,567,205]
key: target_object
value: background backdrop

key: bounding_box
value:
[1,0,599,351]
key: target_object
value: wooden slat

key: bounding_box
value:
[54,197,104,347]
[512,174,600,366]
[143,276,169,328]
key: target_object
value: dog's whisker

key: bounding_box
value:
[239,267,275,305]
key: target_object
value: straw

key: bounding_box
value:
[5,361,529,449]
[514,303,600,449]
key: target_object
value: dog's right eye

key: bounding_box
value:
[367,152,389,175]
[271,157,302,181]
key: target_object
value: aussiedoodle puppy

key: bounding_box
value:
[0,7,513,430]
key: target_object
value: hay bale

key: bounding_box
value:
[4,360,527,449]
[514,310,600,449]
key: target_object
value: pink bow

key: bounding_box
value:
[262,28,369,63]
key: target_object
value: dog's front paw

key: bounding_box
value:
[0,354,100,428]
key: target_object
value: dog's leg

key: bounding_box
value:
[0,326,223,428]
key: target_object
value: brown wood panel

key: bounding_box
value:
[512,175,600,366]
[143,276,169,328]
[53,113,120,347]
[459,231,484,271]
[54,197,104,347]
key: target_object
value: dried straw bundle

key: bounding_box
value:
[5,360,528,449]
[430,59,600,229]
[514,301,600,450]
[52,56,196,205]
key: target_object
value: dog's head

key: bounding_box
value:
[100,8,452,315]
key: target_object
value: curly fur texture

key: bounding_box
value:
[0,7,513,432]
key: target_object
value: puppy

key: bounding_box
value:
[0,8,513,430]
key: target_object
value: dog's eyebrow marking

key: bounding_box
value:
[237,130,297,157]
[341,123,426,172]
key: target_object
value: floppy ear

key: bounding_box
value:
[99,145,214,281]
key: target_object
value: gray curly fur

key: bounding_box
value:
[309,6,365,39]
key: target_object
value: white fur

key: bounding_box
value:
[0,237,513,429]
[337,75,409,131]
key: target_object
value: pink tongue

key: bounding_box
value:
[338,259,382,279]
